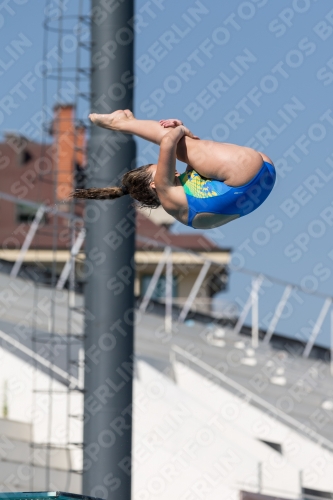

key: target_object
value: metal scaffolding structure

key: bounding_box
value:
[24,0,91,490]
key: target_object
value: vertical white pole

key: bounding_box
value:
[165,247,173,334]
[258,462,262,493]
[69,225,78,307]
[303,298,331,358]
[264,285,292,344]
[233,275,263,336]
[252,277,259,348]
[78,347,85,390]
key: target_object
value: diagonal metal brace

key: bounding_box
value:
[10,205,46,278]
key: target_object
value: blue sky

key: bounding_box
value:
[2,0,333,347]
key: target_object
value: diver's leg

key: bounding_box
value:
[89,110,200,163]
[176,138,267,186]
[89,110,171,145]
[89,111,215,166]
[89,111,269,185]
[258,151,275,165]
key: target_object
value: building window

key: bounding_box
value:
[16,203,45,223]
[260,439,282,454]
[19,149,33,166]
[75,162,86,190]
[141,274,178,299]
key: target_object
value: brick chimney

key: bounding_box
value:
[52,105,86,200]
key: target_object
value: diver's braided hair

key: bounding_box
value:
[71,164,161,209]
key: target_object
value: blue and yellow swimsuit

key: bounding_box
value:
[178,161,276,227]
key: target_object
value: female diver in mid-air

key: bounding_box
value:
[73,110,276,230]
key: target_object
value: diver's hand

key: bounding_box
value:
[159,118,183,128]
[162,125,200,142]
[178,125,200,140]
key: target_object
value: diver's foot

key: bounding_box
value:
[88,110,132,130]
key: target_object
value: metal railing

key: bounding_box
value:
[0,328,81,388]
[2,191,333,368]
